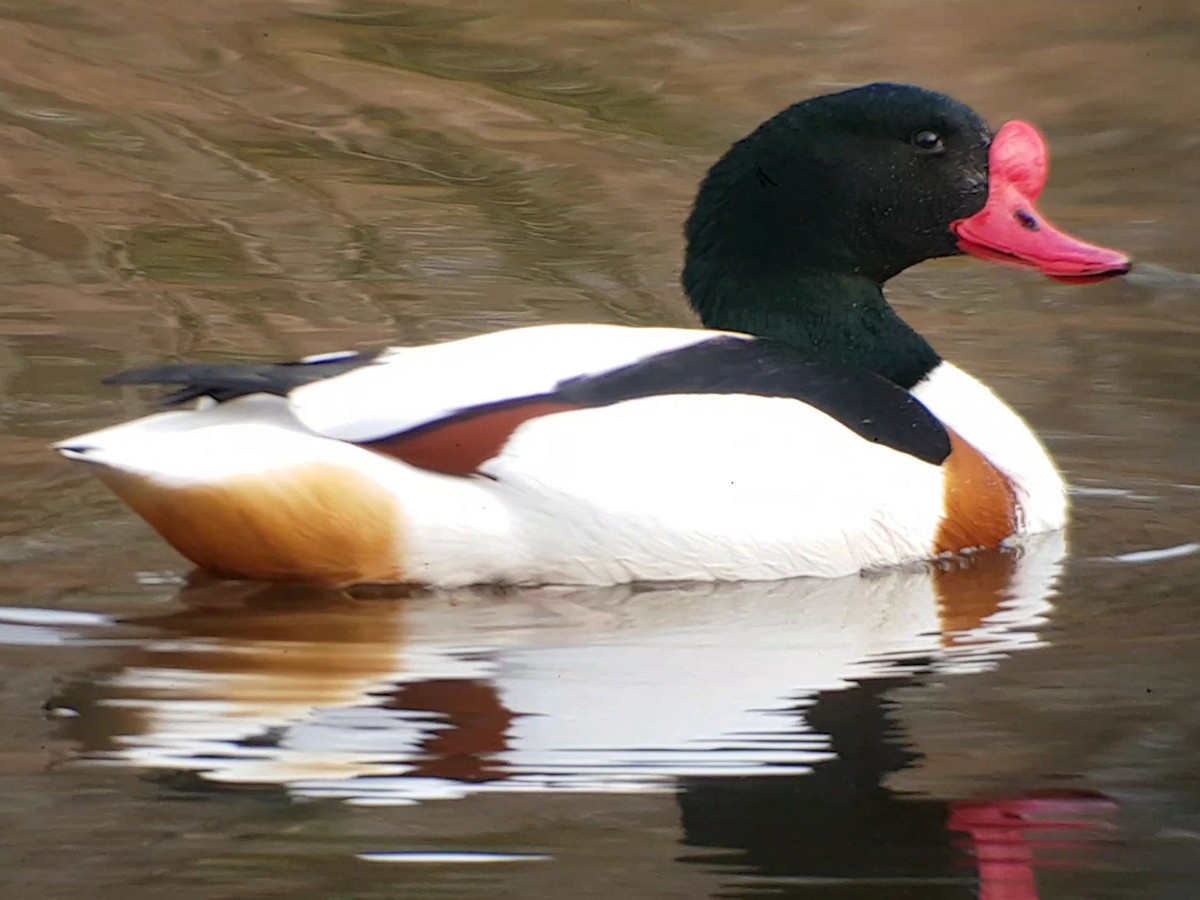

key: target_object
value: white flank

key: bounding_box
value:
[477,392,946,582]
[56,388,948,585]
[911,361,1067,533]
[289,323,738,442]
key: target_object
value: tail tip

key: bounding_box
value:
[54,443,97,460]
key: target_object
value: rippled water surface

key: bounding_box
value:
[2,1,1199,898]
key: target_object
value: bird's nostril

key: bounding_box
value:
[1014,209,1040,231]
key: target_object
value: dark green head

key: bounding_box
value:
[684,83,992,296]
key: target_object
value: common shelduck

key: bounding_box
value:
[56,83,1130,586]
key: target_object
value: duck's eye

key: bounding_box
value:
[911,129,944,153]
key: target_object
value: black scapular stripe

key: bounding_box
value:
[366,336,951,467]
[102,351,381,406]
[553,337,951,465]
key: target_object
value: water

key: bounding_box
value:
[2,1,1199,897]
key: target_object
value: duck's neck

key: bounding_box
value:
[685,268,941,390]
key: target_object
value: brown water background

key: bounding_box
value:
[1,1,1199,897]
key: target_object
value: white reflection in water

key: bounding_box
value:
[1103,542,1199,564]
[47,533,1064,804]
[356,852,551,863]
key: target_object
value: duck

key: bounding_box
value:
[55,83,1131,587]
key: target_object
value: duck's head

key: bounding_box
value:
[683,83,1130,328]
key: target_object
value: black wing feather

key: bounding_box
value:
[103,352,381,406]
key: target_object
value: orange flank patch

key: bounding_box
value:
[935,429,1019,555]
[370,400,578,476]
[96,464,405,586]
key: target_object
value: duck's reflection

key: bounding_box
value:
[52,533,1062,797]
[48,532,1120,895]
